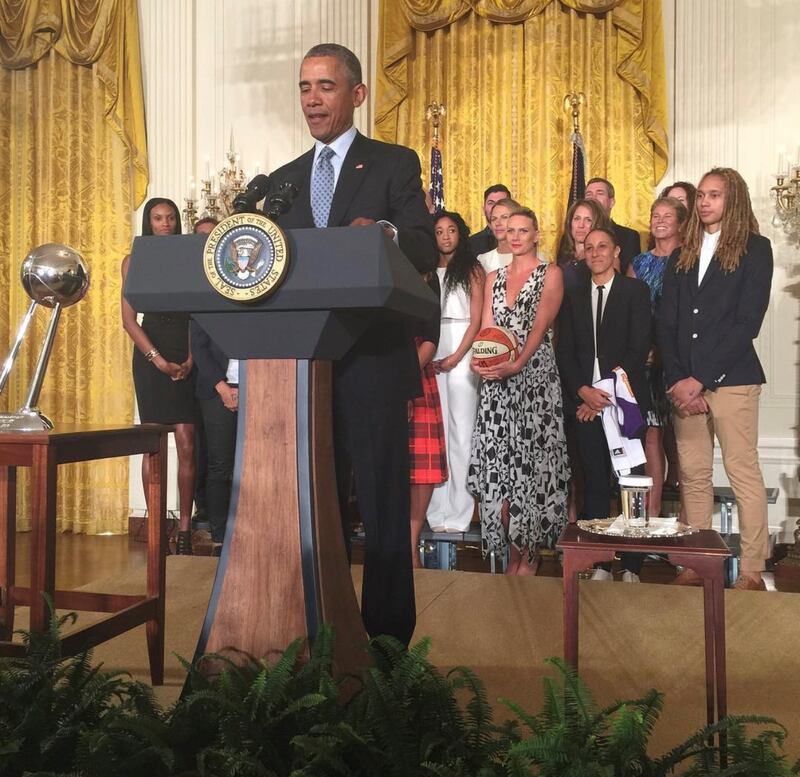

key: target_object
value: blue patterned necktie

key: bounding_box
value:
[311,146,335,228]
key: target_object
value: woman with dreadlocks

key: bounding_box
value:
[658,167,773,591]
[426,211,486,533]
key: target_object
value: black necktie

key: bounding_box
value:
[595,284,605,343]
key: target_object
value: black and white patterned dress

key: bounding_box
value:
[468,264,570,560]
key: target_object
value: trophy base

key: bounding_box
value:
[0,410,54,433]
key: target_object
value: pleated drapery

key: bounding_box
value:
[0,0,148,533]
[375,0,668,256]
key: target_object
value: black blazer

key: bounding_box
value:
[469,226,496,257]
[557,274,652,415]
[657,232,773,390]
[265,131,437,402]
[190,320,232,401]
[613,222,642,277]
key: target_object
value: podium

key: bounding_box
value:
[125,225,436,672]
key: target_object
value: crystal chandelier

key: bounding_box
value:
[770,148,800,245]
[183,131,256,231]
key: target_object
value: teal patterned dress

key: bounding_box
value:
[631,250,669,426]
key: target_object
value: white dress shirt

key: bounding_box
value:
[591,273,615,384]
[698,230,720,284]
[226,359,240,385]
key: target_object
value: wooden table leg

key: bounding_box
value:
[145,432,167,685]
[712,566,728,766]
[562,550,582,669]
[701,577,716,732]
[0,466,17,640]
[29,446,56,632]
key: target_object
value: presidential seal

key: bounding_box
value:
[203,213,289,302]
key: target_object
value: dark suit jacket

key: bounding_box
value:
[557,274,652,415]
[469,225,496,257]
[657,232,773,390]
[190,320,232,401]
[613,222,642,277]
[265,131,436,401]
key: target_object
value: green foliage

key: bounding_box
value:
[0,608,163,777]
[1,613,798,777]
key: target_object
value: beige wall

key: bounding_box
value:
[132,0,800,542]
[662,0,800,540]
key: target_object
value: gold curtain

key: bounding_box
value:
[0,0,148,533]
[376,0,668,257]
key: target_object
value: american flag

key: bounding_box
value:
[429,145,445,213]
[568,129,586,208]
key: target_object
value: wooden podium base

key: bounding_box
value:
[195,359,367,673]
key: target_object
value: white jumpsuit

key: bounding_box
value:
[426,268,480,531]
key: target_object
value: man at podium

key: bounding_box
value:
[265,43,436,645]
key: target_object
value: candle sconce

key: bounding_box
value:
[182,131,253,232]
[770,153,800,246]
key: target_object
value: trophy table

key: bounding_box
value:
[0,245,170,684]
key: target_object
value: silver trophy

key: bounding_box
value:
[0,244,90,432]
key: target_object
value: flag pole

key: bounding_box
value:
[564,92,586,208]
[425,100,446,213]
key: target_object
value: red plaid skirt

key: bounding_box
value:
[409,348,448,485]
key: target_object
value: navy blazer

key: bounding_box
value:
[264,131,437,402]
[657,233,773,390]
[557,274,652,415]
[190,320,232,401]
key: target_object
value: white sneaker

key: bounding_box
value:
[622,571,641,583]
[591,568,613,581]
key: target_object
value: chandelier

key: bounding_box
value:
[183,132,254,232]
[770,149,800,245]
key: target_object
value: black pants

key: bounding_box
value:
[199,394,238,543]
[333,382,415,647]
[574,415,644,575]
[193,407,207,514]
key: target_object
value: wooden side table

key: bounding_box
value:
[557,524,731,733]
[0,424,169,685]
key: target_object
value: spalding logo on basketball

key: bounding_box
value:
[472,326,519,367]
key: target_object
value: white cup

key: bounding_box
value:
[619,475,653,529]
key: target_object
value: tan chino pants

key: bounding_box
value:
[672,385,769,573]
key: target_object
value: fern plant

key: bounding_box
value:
[0,608,163,777]
[2,612,799,777]
[503,657,800,777]
[304,634,509,776]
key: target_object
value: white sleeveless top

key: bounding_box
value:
[478,248,512,274]
[436,267,471,322]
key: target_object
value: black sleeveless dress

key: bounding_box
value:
[132,313,196,423]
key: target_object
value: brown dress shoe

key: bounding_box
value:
[672,568,703,586]
[733,575,767,591]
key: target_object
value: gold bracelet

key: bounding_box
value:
[145,348,160,362]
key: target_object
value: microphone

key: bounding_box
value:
[232,174,270,214]
[265,178,300,219]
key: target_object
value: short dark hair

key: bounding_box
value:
[304,43,362,86]
[586,227,618,246]
[193,216,219,233]
[586,177,615,199]
[483,183,511,201]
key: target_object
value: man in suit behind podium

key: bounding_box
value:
[266,44,436,645]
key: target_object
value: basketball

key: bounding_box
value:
[472,326,519,368]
